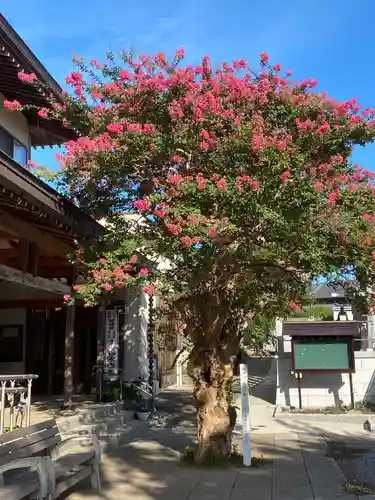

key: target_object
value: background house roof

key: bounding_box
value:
[313,283,346,300]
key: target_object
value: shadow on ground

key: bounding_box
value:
[60,389,375,500]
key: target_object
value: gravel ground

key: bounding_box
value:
[326,440,375,494]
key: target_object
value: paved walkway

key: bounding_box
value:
[67,421,369,499]
[63,358,375,499]
[4,357,374,498]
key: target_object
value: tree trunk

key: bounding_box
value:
[187,342,237,464]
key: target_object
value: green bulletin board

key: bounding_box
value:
[292,340,352,371]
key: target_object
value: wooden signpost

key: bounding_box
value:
[239,363,252,467]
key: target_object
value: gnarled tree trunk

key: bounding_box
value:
[187,337,238,463]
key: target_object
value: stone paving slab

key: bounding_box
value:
[65,430,361,500]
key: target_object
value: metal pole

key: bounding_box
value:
[349,372,355,408]
[240,363,252,467]
[0,381,6,435]
[297,373,303,410]
[9,380,15,432]
[26,378,32,426]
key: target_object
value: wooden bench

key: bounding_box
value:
[0,419,101,500]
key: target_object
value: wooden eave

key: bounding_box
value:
[0,14,76,146]
[0,150,104,242]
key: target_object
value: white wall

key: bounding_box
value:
[0,308,27,375]
[121,287,149,382]
[277,352,375,408]
[0,93,30,147]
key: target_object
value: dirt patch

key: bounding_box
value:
[326,441,375,494]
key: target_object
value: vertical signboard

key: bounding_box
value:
[105,309,119,380]
[240,363,252,467]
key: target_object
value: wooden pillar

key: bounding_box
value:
[18,238,30,272]
[64,304,75,396]
[28,242,38,276]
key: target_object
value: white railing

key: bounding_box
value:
[0,374,38,435]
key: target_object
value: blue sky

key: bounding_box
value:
[3,0,375,170]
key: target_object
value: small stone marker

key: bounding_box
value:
[363,417,375,432]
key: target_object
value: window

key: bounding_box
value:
[13,140,28,166]
[0,325,24,362]
[0,127,28,166]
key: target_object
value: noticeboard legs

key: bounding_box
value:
[349,372,355,408]
[297,373,302,409]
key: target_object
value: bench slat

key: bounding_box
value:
[0,471,39,500]
[0,435,60,467]
[0,419,56,445]
[53,465,94,499]
[0,425,60,458]
[54,449,95,479]
[0,418,101,499]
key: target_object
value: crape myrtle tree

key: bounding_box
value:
[8,50,375,462]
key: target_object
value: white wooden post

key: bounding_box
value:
[240,363,252,466]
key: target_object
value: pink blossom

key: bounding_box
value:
[327,190,340,204]
[38,107,49,118]
[65,71,83,85]
[175,47,185,59]
[143,124,154,134]
[139,268,149,276]
[199,141,211,151]
[208,227,218,238]
[99,258,107,265]
[187,215,198,225]
[314,182,324,193]
[280,170,292,183]
[90,59,101,69]
[202,55,212,75]
[166,223,182,235]
[296,117,315,132]
[63,295,71,302]
[169,174,183,185]
[127,122,143,134]
[317,122,330,136]
[287,301,300,312]
[331,155,344,164]
[119,69,132,80]
[134,199,151,212]
[130,255,138,264]
[17,71,37,83]
[197,175,207,190]
[143,283,155,295]
[154,209,166,218]
[193,236,201,244]
[200,130,210,140]
[107,123,123,133]
[180,236,192,247]
[364,236,372,247]
[251,134,266,152]
[102,283,113,291]
[216,178,227,190]
[171,154,183,164]
[233,59,247,69]
[260,52,269,66]
[3,100,21,111]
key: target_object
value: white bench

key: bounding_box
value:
[0,419,101,500]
